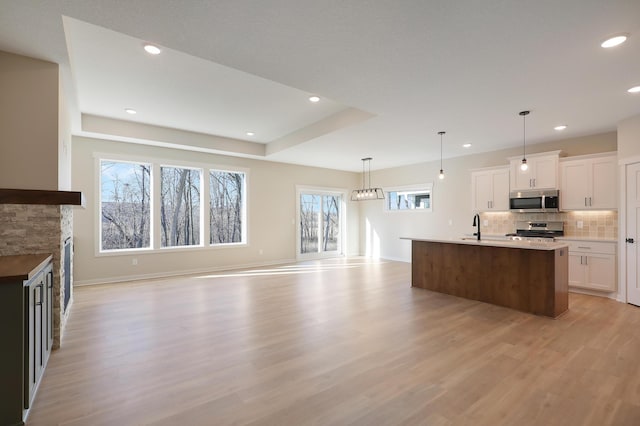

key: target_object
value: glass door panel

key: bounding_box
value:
[299,191,343,257]
[321,195,340,252]
[300,194,320,254]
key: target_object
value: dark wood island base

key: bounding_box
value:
[410,239,569,318]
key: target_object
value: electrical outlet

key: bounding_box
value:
[132,258,138,266]
[448,219,453,226]
[483,220,488,227]
[577,220,583,229]
[259,249,264,255]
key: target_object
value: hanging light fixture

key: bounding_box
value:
[519,110,530,171]
[351,157,385,201]
[438,131,446,180]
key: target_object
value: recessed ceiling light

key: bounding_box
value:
[124,108,137,114]
[600,34,628,48]
[309,96,320,103]
[246,131,255,136]
[462,143,472,148]
[554,125,567,131]
[628,86,640,94]
[143,44,161,55]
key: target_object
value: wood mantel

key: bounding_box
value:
[0,188,84,207]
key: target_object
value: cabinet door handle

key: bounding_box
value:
[533,178,536,187]
[589,197,592,206]
[585,197,587,206]
[577,246,591,249]
[580,256,583,265]
[36,283,44,306]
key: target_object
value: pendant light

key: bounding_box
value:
[519,110,530,171]
[438,131,446,180]
[351,157,385,201]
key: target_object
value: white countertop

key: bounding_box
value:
[555,236,617,243]
[400,236,569,251]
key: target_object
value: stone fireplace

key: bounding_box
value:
[0,189,82,348]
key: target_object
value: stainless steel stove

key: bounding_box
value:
[506,221,564,242]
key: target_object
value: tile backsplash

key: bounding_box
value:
[481,210,618,239]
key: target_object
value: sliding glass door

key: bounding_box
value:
[297,187,345,259]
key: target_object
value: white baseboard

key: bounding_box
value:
[569,286,620,301]
[74,258,297,286]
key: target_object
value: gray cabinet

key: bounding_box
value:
[0,254,53,426]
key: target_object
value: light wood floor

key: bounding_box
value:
[27,258,640,425]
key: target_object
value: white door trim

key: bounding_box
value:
[620,160,640,304]
[295,185,348,261]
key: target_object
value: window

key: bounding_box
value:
[98,157,247,254]
[298,189,343,257]
[385,184,433,212]
[209,170,246,244]
[160,166,202,247]
[100,160,151,250]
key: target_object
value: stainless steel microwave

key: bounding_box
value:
[509,189,560,212]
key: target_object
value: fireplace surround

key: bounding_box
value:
[0,188,83,348]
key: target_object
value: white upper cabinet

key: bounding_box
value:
[560,153,617,210]
[471,166,510,212]
[509,151,561,191]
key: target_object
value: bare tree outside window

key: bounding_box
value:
[300,194,320,253]
[300,193,341,254]
[209,170,245,244]
[100,161,151,250]
[322,195,340,251]
[160,166,201,247]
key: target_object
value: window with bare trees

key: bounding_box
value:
[209,170,245,244]
[299,192,341,256]
[160,166,202,247]
[100,160,151,250]
[99,158,247,253]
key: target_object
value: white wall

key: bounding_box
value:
[72,136,360,284]
[58,77,72,190]
[618,114,640,161]
[359,132,617,262]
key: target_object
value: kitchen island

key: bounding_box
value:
[402,237,569,318]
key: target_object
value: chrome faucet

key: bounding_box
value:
[472,213,481,241]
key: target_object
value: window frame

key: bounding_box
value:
[295,185,348,260]
[159,164,204,249]
[383,183,434,213]
[208,167,248,247]
[98,158,154,254]
[94,153,249,256]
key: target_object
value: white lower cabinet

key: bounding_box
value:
[565,240,616,292]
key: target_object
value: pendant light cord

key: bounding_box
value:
[519,110,530,158]
[440,133,443,170]
[523,114,526,158]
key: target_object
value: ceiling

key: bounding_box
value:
[1,0,639,172]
